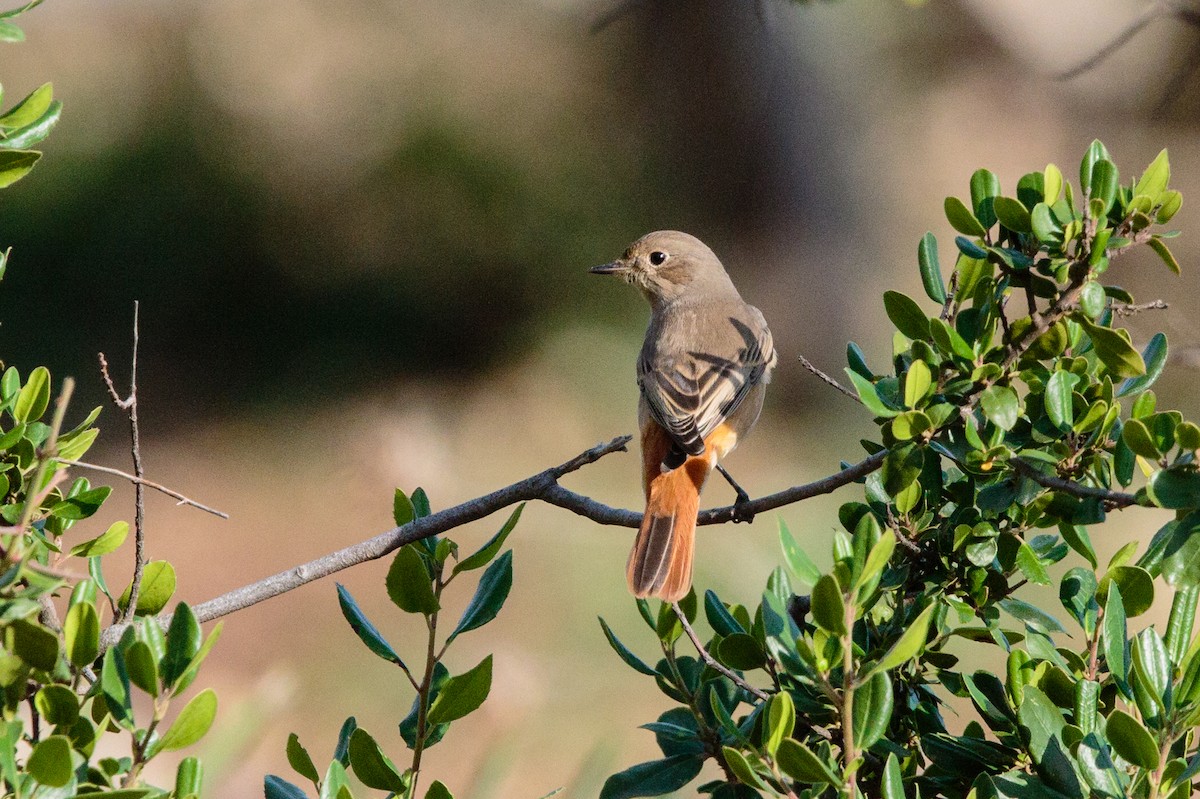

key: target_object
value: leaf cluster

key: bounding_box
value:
[602,142,1200,798]
[266,495,522,799]
[0,365,221,796]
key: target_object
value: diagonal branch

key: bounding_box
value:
[1010,458,1141,508]
[100,438,889,646]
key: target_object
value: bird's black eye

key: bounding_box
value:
[649,251,668,266]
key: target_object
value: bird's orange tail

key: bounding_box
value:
[627,452,712,602]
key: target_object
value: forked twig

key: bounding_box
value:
[53,458,228,519]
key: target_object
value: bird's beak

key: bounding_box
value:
[589,260,624,275]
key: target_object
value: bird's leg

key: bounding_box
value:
[715,464,754,522]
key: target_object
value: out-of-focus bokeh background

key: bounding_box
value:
[4,0,1200,794]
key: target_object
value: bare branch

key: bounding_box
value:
[100,437,887,647]
[53,458,229,519]
[103,302,148,625]
[1110,299,1168,317]
[799,355,861,403]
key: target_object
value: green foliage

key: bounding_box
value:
[0,1,59,190]
[602,142,1200,798]
[267,500,521,799]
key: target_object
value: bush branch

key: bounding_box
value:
[101,302,147,624]
[100,438,887,646]
[53,458,229,519]
[1011,458,1141,508]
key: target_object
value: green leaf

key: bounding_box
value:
[125,641,159,696]
[0,83,52,129]
[852,669,894,750]
[63,600,100,668]
[810,574,846,635]
[778,519,820,586]
[599,754,704,799]
[27,735,72,787]
[994,196,1032,232]
[721,747,767,789]
[386,544,439,614]
[50,485,112,520]
[1099,566,1154,617]
[1015,542,1052,586]
[447,550,512,642]
[1103,584,1128,685]
[882,441,923,496]
[598,617,656,675]
[12,365,49,423]
[776,738,839,786]
[336,583,403,665]
[945,196,988,236]
[883,290,930,340]
[392,488,415,526]
[1147,236,1181,276]
[286,733,320,786]
[1118,333,1168,397]
[348,728,409,792]
[455,504,522,573]
[0,100,60,150]
[980,385,1020,431]
[11,618,58,671]
[918,232,946,303]
[1147,468,1200,510]
[1044,371,1078,431]
[264,775,310,799]
[845,370,899,418]
[970,168,1001,228]
[873,602,935,674]
[1080,140,1110,195]
[118,560,177,616]
[1156,190,1182,223]
[858,530,896,592]
[1133,148,1170,202]
[904,360,931,408]
[427,654,492,725]
[1123,418,1160,459]
[764,692,795,756]
[101,645,132,724]
[153,688,217,753]
[1043,163,1063,204]
[34,685,78,726]
[1105,709,1159,769]
[716,633,766,670]
[0,150,39,189]
[173,621,222,694]
[70,520,129,557]
[161,601,201,689]
[1090,159,1119,214]
[1078,317,1145,378]
[426,781,453,799]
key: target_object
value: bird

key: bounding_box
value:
[590,231,776,602]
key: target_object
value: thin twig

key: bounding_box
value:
[1110,299,1169,317]
[102,302,147,625]
[671,601,769,702]
[53,458,228,519]
[799,355,861,403]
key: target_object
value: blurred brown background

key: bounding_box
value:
[4,0,1200,795]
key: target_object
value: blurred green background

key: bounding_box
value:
[4,0,1200,795]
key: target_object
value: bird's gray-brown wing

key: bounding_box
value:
[638,309,775,458]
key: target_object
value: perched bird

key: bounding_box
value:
[590,231,776,601]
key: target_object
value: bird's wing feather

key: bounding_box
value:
[638,314,775,457]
